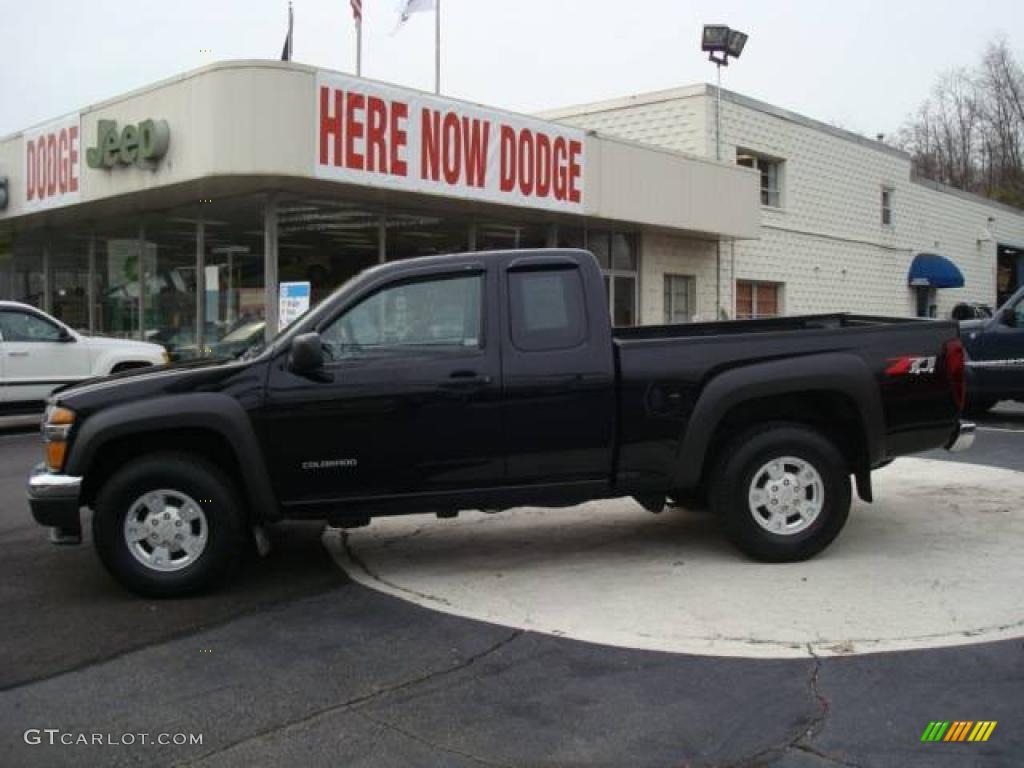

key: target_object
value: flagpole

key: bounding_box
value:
[356,17,362,76]
[435,0,441,94]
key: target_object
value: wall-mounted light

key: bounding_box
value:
[0,177,8,210]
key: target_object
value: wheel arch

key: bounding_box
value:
[68,394,278,523]
[672,353,885,491]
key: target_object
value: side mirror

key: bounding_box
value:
[998,307,1017,328]
[289,332,326,377]
[58,328,75,343]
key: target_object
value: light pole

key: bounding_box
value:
[701,25,748,161]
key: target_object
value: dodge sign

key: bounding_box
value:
[315,71,585,213]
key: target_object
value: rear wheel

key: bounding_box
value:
[92,453,246,597]
[711,424,851,562]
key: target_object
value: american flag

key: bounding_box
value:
[351,0,362,22]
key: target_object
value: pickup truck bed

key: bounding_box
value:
[27,249,974,597]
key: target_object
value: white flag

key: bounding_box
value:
[396,0,435,28]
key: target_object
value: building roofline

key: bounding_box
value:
[2,59,581,144]
[540,83,912,162]
[910,174,1024,218]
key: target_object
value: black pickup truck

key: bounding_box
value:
[28,249,974,596]
[960,285,1024,415]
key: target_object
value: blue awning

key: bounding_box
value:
[908,253,965,289]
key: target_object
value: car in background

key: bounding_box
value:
[951,302,993,321]
[0,301,167,420]
[959,286,1024,415]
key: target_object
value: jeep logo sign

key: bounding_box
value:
[86,119,170,170]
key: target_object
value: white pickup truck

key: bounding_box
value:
[0,301,167,421]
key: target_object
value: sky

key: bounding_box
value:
[0,0,1019,139]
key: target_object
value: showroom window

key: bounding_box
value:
[664,274,696,324]
[737,150,783,208]
[736,280,782,319]
[588,229,638,327]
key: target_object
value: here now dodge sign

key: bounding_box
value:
[315,71,585,213]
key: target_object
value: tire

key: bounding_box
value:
[92,453,247,597]
[711,423,851,562]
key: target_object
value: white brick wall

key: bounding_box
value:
[551,86,1024,321]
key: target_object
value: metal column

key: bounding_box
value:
[377,214,387,264]
[86,234,96,334]
[264,195,279,341]
[195,218,206,355]
[137,222,146,340]
[42,241,52,314]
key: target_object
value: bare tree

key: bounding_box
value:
[898,39,1024,209]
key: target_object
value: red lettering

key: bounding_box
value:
[442,112,461,185]
[58,129,69,194]
[390,102,408,176]
[46,135,57,198]
[568,139,582,203]
[553,138,567,201]
[68,126,79,192]
[517,129,535,196]
[36,137,46,200]
[499,126,516,193]
[421,108,441,181]
[319,86,343,167]
[366,97,388,173]
[463,118,489,188]
[535,133,552,198]
[26,141,35,201]
[344,92,365,170]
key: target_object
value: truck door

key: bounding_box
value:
[263,265,504,506]
[500,254,616,485]
[976,293,1024,397]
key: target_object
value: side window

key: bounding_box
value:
[509,268,586,352]
[0,311,62,342]
[321,274,482,359]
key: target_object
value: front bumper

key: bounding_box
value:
[946,421,976,453]
[27,464,83,534]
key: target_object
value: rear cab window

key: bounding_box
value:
[508,268,587,352]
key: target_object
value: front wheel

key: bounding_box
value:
[711,424,851,562]
[92,453,247,597]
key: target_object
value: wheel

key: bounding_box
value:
[92,453,246,597]
[711,423,851,562]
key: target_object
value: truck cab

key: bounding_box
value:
[960,285,1024,414]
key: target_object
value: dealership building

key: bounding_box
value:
[1,60,1023,355]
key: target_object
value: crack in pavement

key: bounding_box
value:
[352,709,514,768]
[709,647,862,768]
[175,629,524,767]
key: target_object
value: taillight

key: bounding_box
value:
[944,338,966,412]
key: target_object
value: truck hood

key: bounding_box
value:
[51,356,254,415]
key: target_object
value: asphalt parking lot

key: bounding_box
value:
[1,407,1022,767]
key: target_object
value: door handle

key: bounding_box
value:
[441,371,492,389]
[7,351,29,357]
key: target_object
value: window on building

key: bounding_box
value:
[664,274,696,324]
[588,229,638,326]
[736,151,783,208]
[736,280,781,319]
[881,187,894,226]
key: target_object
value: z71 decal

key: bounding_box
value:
[885,356,937,376]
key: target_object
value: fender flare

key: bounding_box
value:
[65,393,278,522]
[671,352,886,489]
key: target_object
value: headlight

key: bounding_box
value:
[161,350,170,365]
[42,406,75,472]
